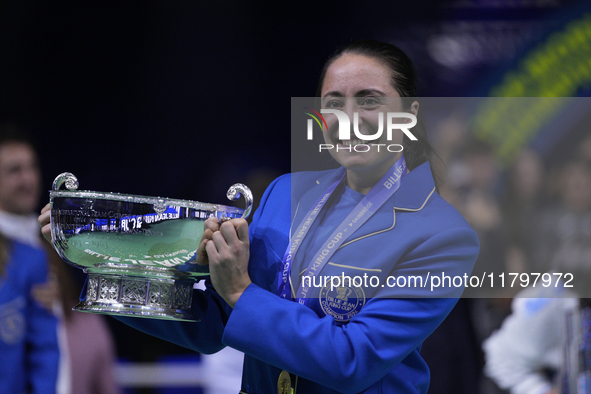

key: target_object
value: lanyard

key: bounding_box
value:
[277,156,407,305]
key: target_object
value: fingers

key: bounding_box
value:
[38,205,52,244]
[38,208,50,228]
[207,219,249,259]
[231,219,249,242]
[201,218,220,244]
[41,225,52,243]
[204,217,220,232]
[216,219,249,244]
[195,218,223,265]
[204,219,251,308]
[211,225,230,252]
[195,238,210,266]
[201,229,215,245]
[204,236,220,260]
[213,220,248,247]
[219,221,239,244]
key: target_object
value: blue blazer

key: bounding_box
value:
[120,162,479,394]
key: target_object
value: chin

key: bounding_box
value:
[337,153,398,171]
[331,153,369,169]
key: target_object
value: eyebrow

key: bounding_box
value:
[322,89,388,98]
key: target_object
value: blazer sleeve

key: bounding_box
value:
[222,225,479,394]
[113,278,231,354]
[112,175,286,355]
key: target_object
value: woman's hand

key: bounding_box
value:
[205,218,251,308]
[195,217,221,266]
[38,203,52,244]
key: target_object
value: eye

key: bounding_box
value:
[323,99,344,109]
[6,165,21,175]
[360,97,381,107]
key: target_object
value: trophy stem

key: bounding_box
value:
[75,273,198,321]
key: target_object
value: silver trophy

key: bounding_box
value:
[49,172,253,321]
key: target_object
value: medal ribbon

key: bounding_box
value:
[276,173,344,300]
[277,156,407,305]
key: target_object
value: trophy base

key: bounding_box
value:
[76,273,198,321]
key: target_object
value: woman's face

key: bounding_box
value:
[320,53,418,174]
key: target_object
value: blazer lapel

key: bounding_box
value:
[288,162,436,286]
[290,169,345,236]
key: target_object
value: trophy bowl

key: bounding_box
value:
[49,172,253,321]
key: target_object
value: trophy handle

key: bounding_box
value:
[52,172,79,191]
[226,183,253,219]
[50,173,79,255]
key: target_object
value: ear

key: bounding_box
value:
[401,100,420,165]
[409,100,419,117]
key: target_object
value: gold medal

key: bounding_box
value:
[277,370,294,394]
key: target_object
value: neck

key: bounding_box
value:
[345,170,379,195]
[345,153,403,195]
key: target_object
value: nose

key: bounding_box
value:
[343,99,359,137]
[343,99,357,120]
[21,165,41,188]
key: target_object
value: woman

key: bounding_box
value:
[40,39,479,394]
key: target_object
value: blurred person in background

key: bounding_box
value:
[421,123,483,394]
[502,148,546,276]
[484,286,577,394]
[0,123,121,394]
[432,112,470,211]
[423,137,509,394]
[531,159,591,274]
[0,123,44,247]
[483,158,591,394]
[0,125,60,393]
[33,254,122,394]
[439,138,507,283]
[460,139,506,277]
[430,111,469,169]
[454,139,510,324]
[576,135,591,163]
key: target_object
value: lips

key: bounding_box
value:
[330,127,380,147]
[339,139,364,147]
[330,130,364,147]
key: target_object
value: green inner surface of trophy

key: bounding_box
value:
[60,219,205,275]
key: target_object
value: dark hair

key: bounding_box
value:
[0,122,37,152]
[316,39,440,185]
